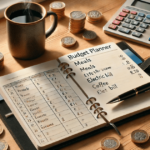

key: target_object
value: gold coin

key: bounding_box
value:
[131,130,149,143]
[0,124,4,135]
[0,140,9,150]
[61,36,76,48]
[82,30,97,41]
[101,137,120,150]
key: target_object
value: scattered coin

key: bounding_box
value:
[0,124,4,135]
[131,130,149,143]
[50,1,66,20]
[69,11,86,34]
[61,36,76,48]
[0,52,4,71]
[87,10,103,24]
[101,137,120,150]
[82,30,97,41]
[0,140,8,150]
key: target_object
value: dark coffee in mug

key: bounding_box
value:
[9,9,42,23]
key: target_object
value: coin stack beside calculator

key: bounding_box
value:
[50,1,66,20]
[87,10,102,24]
[69,11,86,34]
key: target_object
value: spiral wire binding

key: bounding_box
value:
[58,62,121,135]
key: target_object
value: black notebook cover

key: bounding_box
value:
[0,100,150,150]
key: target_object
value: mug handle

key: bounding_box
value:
[45,11,58,38]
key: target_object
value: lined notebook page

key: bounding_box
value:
[0,60,105,149]
[59,42,150,121]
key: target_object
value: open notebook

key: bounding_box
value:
[0,42,149,150]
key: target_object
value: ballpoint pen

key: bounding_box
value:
[107,83,150,104]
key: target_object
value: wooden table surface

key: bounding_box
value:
[0,0,150,149]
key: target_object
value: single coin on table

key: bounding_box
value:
[0,124,4,135]
[0,140,9,150]
[131,129,149,143]
[82,30,97,41]
[61,36,77,48]
[100,137,120,150]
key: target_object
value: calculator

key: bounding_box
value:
[103,0,150,47]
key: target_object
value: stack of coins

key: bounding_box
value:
[131,130,149,143]
[50,1,65,20]
[0,140,8,150]
[87,10,102,24]
[100,137,120,150]
[69,11,86,34]
[61,36,76,48]
[82,30,97,41]
[0,52,4,71]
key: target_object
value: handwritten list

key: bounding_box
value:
[3,68,98,145]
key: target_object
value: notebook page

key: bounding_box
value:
[59,42,150,121]
[0,60,105,149]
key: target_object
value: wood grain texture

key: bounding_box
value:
[0,0,149,150]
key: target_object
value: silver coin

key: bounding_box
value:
[51,2,63,9]
[88,10,101,18]
[0,141,8,150]
[104,139,117,148]
[134,132,147,141]
[70,11,86,20]
[61,36,76,46]
[83,30,97,40]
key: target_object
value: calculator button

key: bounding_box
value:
[125,19,131,23]
[116,16,124,21]
[128,14,135,19]
[143,18,150,24]
[122,23,128,28]
[146,14,150,19]
[138,12,145,17]
[122,23,135,30]
[132,32,142,37]
[112,20,121,25]
[119,12,127,17]
[131,20,139,25]
[136,27,145,33]
[108,24,117,30]
[135,16,143,22]
[122,9,130,13]
[128,24,135,30]
[118,27,131,34]
[140,23,148,29]
[131,11,137,15]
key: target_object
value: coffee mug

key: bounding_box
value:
[4,2,57,60]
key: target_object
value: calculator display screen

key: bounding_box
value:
[123,49,143,65]
[132,0,150,11]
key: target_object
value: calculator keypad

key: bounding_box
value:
[108,7,150,40]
